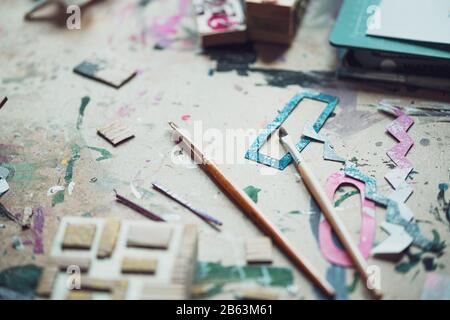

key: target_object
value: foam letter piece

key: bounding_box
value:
[371,222,413,255]
[245,91,339,170]
[319,172,376,267]
[302,121,345,163]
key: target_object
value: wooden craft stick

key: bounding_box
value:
[279,127,383,299]
[168,121,335,298]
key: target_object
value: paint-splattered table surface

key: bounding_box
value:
[1,0,450,300]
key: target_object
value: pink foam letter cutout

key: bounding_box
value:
[319,172,376,267]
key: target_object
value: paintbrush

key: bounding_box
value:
[0,97,7,110]
[152,182,223,227]
[168,121,335,298]
[278,126,383,299]
[114,189,165,222]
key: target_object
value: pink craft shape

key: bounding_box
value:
[319,172,376,267]
[386,107,414,169]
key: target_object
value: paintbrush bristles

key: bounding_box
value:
[168,121,178,130]
[278,127,288,138]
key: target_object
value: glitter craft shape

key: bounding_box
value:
[245,91,339,170]
[302,121,345,163]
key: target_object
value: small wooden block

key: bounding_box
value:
[36,266,58,297]
[62,223,96,250]
[245,237,273,264]
[66,290,93,300]
[50,256,91,272]
[97,218,121,259]
[121,256,158,274]
[97,122,135,146]
[140,284,186,300]
[193,0,247,47]
[238,287,279,300]
[127,225,172,249]
[246,0,306,44]
[79,277,128,300]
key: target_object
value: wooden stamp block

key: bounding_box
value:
[193,0,247,47]
[62,223,96,250]
[36,266,58,297]
[121,257,158,274]
[127,225,172,249]
[97,218,121,258]
[97,122,135,147]
[245,237,273,263]
[246,0,307,44]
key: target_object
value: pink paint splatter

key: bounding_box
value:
[181,114,191,121]
[118,104,136,117]
[32,207,45,254]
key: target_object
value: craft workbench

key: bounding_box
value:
[1,0,450,300]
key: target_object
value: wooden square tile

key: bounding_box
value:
[245,237,273,264]
[127,225,172,249]
[121,257,158,274]
[62,223,96,250]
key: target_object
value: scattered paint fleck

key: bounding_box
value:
[88,146,112,161]
[82,212,93,218]
[420,138,430,146]
[32,207,45,254]
[193,261,293,298]
[334,190,359,207]
[244,185,261,203]
[181,114,191,121]
[346,272,359,293]
[12,236,24,251]
[47,185,64,196]
[76,96,90,130]
[0,265,42,297]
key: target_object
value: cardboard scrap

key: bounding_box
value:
[62,223,97,250]
[245,237,273,264]
[126,224,172,249]
[97,122,135,147]
[193,0,247,47]
[97,218,121,258]
[121,257,158,274]
[36,266,59,297]
[73,57,137,89]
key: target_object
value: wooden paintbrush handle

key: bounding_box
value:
[295,161,383,299]
[203,159,335,298]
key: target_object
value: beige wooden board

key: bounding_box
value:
[62,223,97,249]
[1,0,450,300]
[47,217,196,299]
[121,256,158,274]
[127,224,173,249]
[36,266,58,297]
[97,218,121,258]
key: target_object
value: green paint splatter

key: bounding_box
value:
[422,257,438,271]
[334,190,359,207]
[244,185,261,203]
[52,190,65,207]
[76,96,90,130]
[88,146,112,161]
[287,210,302,215]
[0,264,42,296]
[136,186,154,199]
[82,212,93,218]
[395,251,423,273]
[52,144,81,207]
[193,261,293,298]
[346,271,359,293]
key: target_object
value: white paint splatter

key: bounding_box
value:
[68,181,75,195]
[47,185,65,196]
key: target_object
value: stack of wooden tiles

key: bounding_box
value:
[245,0,307,45]
[36,217,198,300]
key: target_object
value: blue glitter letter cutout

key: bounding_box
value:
[245,91,339,170]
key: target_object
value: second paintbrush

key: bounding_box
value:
[152,182,223,226]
